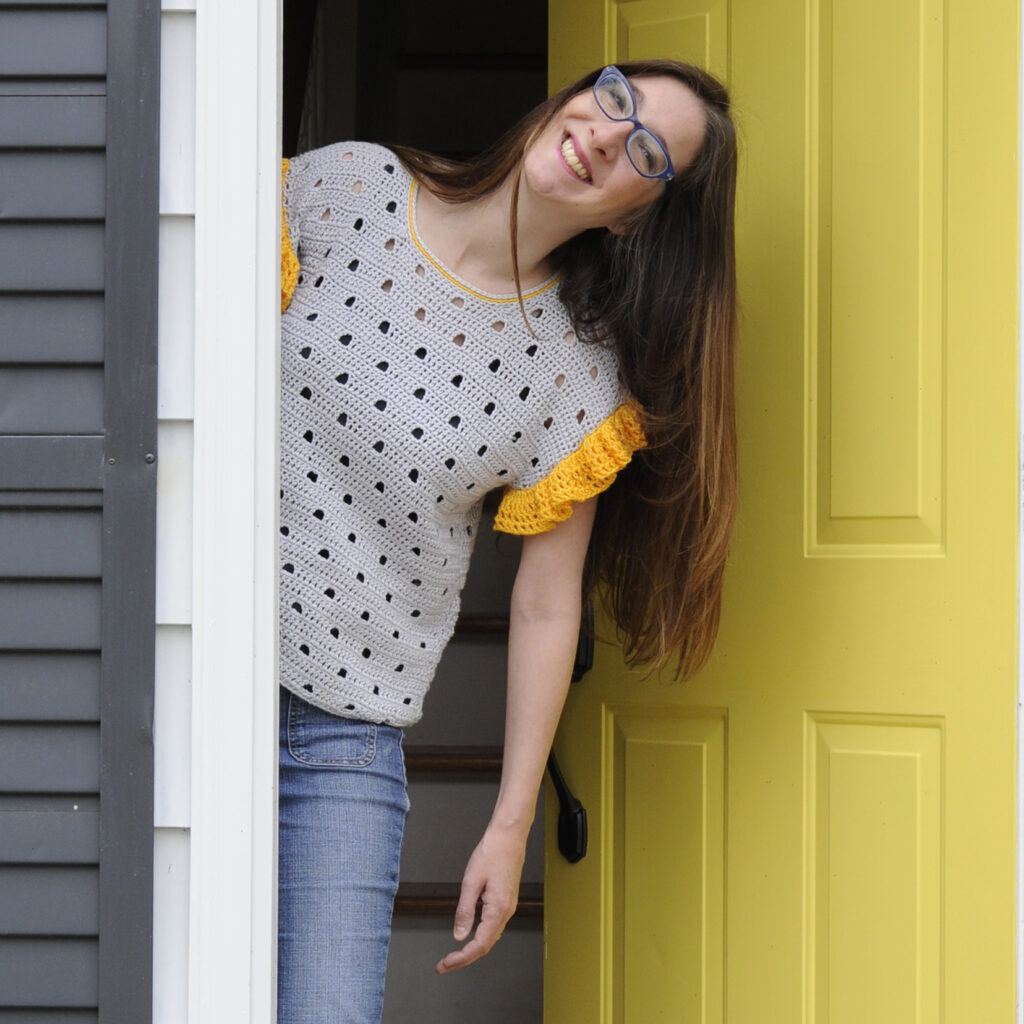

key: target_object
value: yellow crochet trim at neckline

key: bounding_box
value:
[493,402,646,535]
[408,182,561,304]
[281,158,300,312]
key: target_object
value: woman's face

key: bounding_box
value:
[523,72,706,232]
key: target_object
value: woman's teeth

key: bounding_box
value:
[561,137,590,181]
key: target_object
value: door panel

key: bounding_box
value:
[545,2,1018,1022]
[608,708,726,1023]
[810,0,945,550]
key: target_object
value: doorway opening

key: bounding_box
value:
[280,2,548,1019]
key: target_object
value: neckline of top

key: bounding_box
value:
[406,181,561,305]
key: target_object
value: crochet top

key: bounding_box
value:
[280,142,645,726]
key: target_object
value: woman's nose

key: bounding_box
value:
[590,118,633,157]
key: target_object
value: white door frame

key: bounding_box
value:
[188,0,281,1021]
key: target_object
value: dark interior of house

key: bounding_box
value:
[283,0,548,160]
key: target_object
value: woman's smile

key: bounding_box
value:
[559,132,592,182]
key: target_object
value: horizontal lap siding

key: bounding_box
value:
[0,1,158,1022]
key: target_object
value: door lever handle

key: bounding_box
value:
[547,751,587,863]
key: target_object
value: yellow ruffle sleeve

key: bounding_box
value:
[493,401,646,535]
[281,158,300,312]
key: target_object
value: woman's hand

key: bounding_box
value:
[435,820,529,974]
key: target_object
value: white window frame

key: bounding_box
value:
[189,0,281,1020]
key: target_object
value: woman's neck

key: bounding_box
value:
[415,173,582,294]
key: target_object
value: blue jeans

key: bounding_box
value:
[278,687,409,1024]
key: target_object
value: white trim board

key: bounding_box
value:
[189,0,281,1020]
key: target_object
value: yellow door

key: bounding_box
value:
[545,2,1019,1021]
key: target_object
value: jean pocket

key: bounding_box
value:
[286,692,377,768]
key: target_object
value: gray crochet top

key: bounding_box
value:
[280,142,645,726]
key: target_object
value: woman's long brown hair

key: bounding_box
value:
[391,60,738,680]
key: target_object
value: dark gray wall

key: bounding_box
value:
[0,1,160,1021]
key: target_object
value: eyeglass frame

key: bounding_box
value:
[592,65,676,182]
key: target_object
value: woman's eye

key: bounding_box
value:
[638,142,656,171]
[610,86,629,113]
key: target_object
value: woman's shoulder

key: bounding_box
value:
[287,141,406,181]
[283,142,412,231]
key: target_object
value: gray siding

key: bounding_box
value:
[0,0,159,1021]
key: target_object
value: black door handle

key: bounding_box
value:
[547,750,587,863]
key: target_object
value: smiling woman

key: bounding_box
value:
[277,58,738,1024]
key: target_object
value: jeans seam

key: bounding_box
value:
[397,731,411,814]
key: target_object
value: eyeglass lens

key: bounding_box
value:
[594,73,670,178]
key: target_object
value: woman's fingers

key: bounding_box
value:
[435,888,516,974]
[452,876,482,942]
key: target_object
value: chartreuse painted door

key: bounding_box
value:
[544,1,1019,1021]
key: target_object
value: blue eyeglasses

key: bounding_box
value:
[592,66,675,181]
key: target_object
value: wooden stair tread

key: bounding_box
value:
[394,882,543,917]
[404,745,503,773]
[452,614,509,637]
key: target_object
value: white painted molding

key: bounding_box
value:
[189,0,280,1020]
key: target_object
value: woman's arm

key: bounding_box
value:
[435,495,598,974]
